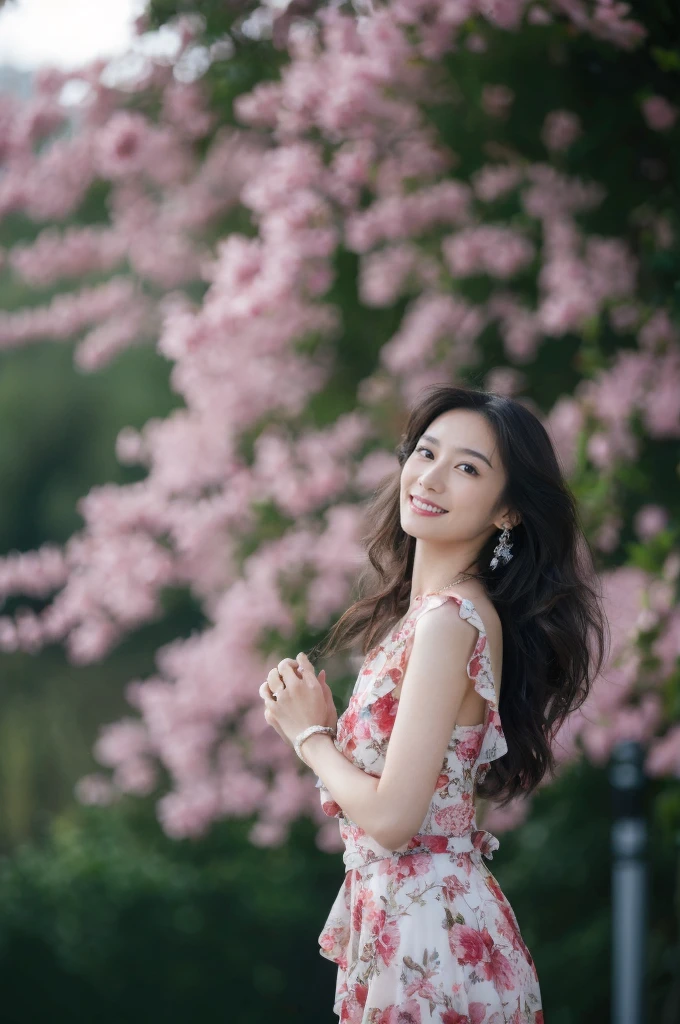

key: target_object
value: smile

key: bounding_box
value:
[409,495,448,515]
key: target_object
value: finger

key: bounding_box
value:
[267,667,285,693]
[260,679,281,704]
[279,660,303,686]
[278,657,301,678]
[296,651,316,677]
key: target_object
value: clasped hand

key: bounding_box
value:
[259,651,338,749]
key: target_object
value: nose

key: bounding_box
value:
[418,466,446,494]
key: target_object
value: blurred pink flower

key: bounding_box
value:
[641,95,678,132]
[634,505,669,541]
[541,110,582,152]
[74,774,119,806]
[481,84,515,119]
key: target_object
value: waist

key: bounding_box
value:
[340,822,500,872]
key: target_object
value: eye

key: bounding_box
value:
[414,446,479,476]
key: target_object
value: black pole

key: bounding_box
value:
[610,739,648,1024]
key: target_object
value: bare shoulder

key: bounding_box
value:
[437,585,504,697]
[413,596,482,648]
[439,584,501,637]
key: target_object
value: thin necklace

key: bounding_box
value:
[388,570,483,642]
[404,568,484,620]
[426,568,483,598]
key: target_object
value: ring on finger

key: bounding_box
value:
[265,671,285,701]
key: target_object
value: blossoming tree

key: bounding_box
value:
[0,0,678,850]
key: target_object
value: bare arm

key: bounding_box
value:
[302,601,478,849]
[300,731,384,837]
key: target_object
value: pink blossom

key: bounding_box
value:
[541,110,582,151]
[484,366,526,397]
[522,164,605,218]
[484,797,530,833]
[0,544,68,601]
[466,33,488,52]
[346,181,472,253]
[552,0,646,49]
[95,111,153,178]
[609,302,641,333]
[545,395,584,476]
[527,6,552,24]
[162,81,216,139]
[157,782,222,838]
[639,310,678,353]
[634,505,669,541]
[0,135,96,220]
[94,718,151,767]
[114,759,158,796]
[75,300,151,372]
[0,278,137,351]
[482,0,528,30]
[381,292,485,377]
[472,163,523,202]
[653,215,674,250]
[442,225,535,279]
[359,243,439,306]
[10,227,126,287]
[641,95,678,132]
[487,292,542,362]
[74,774,119,806]
[593,514,623,552]
[481,84,515,118]
[641,350,680,437]
[646,726,680,778]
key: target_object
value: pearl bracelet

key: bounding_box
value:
[294,724,337,765]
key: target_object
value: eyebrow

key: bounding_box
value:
[420,433,494,469]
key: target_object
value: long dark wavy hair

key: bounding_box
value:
[310,383,610,807]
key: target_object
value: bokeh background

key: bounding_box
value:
[0,0,678,1021]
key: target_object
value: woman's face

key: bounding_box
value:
[400,407,511,544]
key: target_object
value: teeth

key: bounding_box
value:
[412,496,445,514]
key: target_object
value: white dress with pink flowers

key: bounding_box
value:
[316,591,543,1024]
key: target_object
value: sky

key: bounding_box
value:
[0,0,143,70]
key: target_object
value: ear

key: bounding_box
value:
[495,512,521,530]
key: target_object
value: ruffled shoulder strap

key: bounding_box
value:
[362,591,508,778]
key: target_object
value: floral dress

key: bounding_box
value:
[315,591,543,1024]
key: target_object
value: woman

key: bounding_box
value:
[260,383,609,1023]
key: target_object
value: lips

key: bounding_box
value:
[409,494,448,514]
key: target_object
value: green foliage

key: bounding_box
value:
[0,800,341,1023]
[147,0,289,124]
[0,759,675,1023]
[0,337,187,850]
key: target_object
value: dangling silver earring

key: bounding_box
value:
[490,524,513,570]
